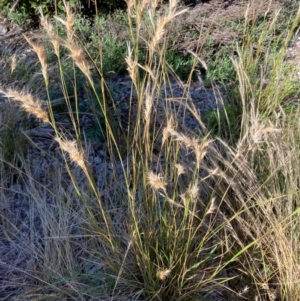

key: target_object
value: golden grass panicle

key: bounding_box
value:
[144,83,154,124]
[39,11,60,57]
[162,117,175,145]
[147,0,161,27]
[24,36,48,85]
[55,137,87,175]
[175,163,185,176]
[40,3,91,80]
[156,268,171,281]
[47,36,92,79]
[188,180,199,201]
[66,42,92,79]
[125,41,137,81]
[166,128,210,166]
[127,0,152,25]
[149,0,188,51]
[0,88,49,123]
[149,17,166,51]
[54,0,75,41]
[147,171,167,194]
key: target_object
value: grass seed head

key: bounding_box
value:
[125,42,136,80]
[0,88,49,123]
[147,171,167,194]
[54,0,75,41]
[39,13,60,57]
[166,129,210,165]
[175,163,185,176]
[189,180,199,201]
[162,117,175,145]
[10,54,17,73]
[55,137,87,174]
[150,17,166,51]
[156,268,171,281]
[144,90,153,122]
[63,41,91,79]
[63,0,75,41]
[24,35,48,85]
[70,44,90,76]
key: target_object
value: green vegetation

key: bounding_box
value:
[0,0,204,27]
[0,0,124,19]
[1,0,300,300]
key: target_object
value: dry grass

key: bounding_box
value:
[1,0,300,300]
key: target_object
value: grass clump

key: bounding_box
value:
[1,0,300,300]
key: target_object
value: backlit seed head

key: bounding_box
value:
[156,269,171,280]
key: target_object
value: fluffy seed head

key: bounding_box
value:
[24,36,48,85]
[39,13,60,57]
[55,137,87,173]
[144,83,153,123]
[125,42,136,80]
[175,163,185,176]
[51,37,91,79]
[166,128,210,166]
[54,0,75,41]
[156,268,171,280]
[147,171,167,194]
[0,88,49,123]
[162,117,175,145]
[189,180,199,200]
[68,43,91,78]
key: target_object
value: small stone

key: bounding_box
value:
[94,156,102,164]
[98,150,107,157]
[0,24,8,35]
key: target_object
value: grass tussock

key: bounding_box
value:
[1,0,300,300]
